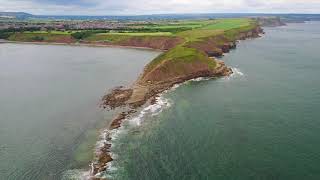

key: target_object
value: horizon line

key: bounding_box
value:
[2,11,320,17]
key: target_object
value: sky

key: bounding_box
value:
[1,0,320,15]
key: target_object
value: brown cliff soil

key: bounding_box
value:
[48,36,76,43]
[116,36,184,50]
[188,26,263,58]
[83,36,183,50]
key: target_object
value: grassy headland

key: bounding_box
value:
[3,18,262,85]
[98,18,263,108]
[97,18,264,177]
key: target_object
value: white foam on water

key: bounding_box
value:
[129,95,172,127]
[190,77,211,82]
[225,67,245,80]
[107,161,118,172]
[233,68,244,76]
[92,93,173,179]
[62,169,92,180]
[90,123,128,179]
[125,77,213,131]
[172,83,182,89]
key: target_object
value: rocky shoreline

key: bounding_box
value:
[90,26,265,179]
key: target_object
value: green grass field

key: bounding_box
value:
[145,45,216,73]
[7,32,74,42]
[101,32,173,36]
[23,30,73,34]
[7,18,255,42]
[202,18,253,30]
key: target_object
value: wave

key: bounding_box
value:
[129,95,172,126]
[189,77,211,82]
[88,75,223,179]
[169,77,211,92]
[91,93,173,179]
[225,67,244,80]
[232,68,244,76]
[61,169,91,180]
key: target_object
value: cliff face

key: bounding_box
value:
[188,26,264,57]
[82,35,183,50]
[102,24,264,109]
[116,36,183,50]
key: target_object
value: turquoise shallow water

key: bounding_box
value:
[107,22,320,180]
[0,44,160,180]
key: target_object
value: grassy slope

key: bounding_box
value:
[202,18,252,30]
[6,18,258,82]
[84,32,173,43]
[145,19,256,70]
[8,32,75,42]
[140,18,259,82]
[146,45,216,72]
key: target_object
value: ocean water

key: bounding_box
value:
[106,22,320,180]
[0,44,160,180]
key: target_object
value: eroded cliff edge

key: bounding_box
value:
[102,26,263,109]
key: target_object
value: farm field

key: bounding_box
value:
[5,18,254,41]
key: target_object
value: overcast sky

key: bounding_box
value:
[1,0,320,15]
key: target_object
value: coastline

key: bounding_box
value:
[95,22,320,180]
[1,23,266,180]
[92,27,265,179]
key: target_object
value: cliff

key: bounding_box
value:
[95,20,264,179]
[83,35,183,50]
[101,24,264,109]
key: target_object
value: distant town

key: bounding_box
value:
[1,12,320,32]
[0,19,154,31]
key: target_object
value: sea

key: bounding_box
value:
[0,44,160,180]
[103,22,320,180]
[1,21,320,180]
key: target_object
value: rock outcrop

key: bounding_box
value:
[101,87,132,109]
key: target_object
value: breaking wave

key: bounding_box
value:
[89,76,219,179]
[92,93,173,179]
[129,96,172,127]
[232,68,244,76]
[225,67,245,80]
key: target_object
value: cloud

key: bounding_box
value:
[0,0,320,15]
